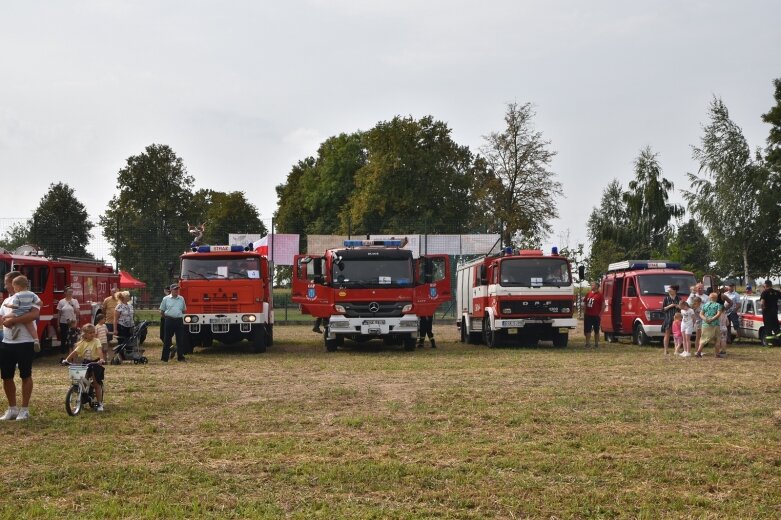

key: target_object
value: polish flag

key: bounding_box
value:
[253,235,269,257]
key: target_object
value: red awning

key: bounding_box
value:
[119,270,147,289]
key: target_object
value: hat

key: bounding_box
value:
[727,282,735,287]
[746,284,752,290]
[169,284,180,290]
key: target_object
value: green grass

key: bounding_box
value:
[1,325,781,518]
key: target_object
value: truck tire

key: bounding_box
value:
[460,319,467,343]
[252,326,267,353]
[483,317,499,348]
[553,332,569,348]
[403,334,416,351]
[633,323,651,346]
[324,328,338,352]
[466,320,482,345]
[266,324,273,346]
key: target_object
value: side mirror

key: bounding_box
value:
[578,265,585,281]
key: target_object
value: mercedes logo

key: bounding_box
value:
[368,302,380,313]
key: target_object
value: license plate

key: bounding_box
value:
[559,328,569,333]
[363,319,386,325]
[210,318,230,324]
[504,320,523,327]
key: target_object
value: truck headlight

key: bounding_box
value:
[184,316,198,324]
[335,305,346,313]
[402,304,412,313]
[241,315,256,322]
[502,308,512,314]
[561,308,570,313]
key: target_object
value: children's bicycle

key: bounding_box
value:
[62,362,104,416]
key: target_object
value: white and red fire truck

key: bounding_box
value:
[292,239,451,351]
[179,245,273,353]
[456,248,577,347]
[737,294,781,346]
[0,248,119,350]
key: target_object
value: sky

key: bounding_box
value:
[2,0,780,260]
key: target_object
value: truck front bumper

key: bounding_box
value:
[495,317,577,330]
[184,312,267,334]
[326,315,419,339]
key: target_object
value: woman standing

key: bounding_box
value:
[113,291,135,344]
[661,284,680,357]
[57,287,80,353]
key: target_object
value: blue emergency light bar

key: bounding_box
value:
[194,245,246,253]
[607,260,682,272]
[343,239,403,248]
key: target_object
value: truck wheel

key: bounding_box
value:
[483,317,499,348]
[266,324,274,347]
[460,319,467,343]
[466,320,482,345]
[633,323,651,346]
[325,328,338,352]
[403,334,416,351]
[252,326,267,353]
[553,332,569,348]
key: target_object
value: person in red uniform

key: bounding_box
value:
[583,281,604,348]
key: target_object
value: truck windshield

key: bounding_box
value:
[332,258,413,287]
[181,257,261,280]
[637,274,696,296]
[500,258,571,287]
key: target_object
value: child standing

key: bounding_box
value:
[2,275,42,351]
[95,315,109,362]
[679,300,695,357]
[672,312,684,356]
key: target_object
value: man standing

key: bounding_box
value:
[0,271,40,420]
[101,291,119,343]
[160,284,187,362]
[724,282,741,343]
[583,281,604,348]
[760,280,781,340]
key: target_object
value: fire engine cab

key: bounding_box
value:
[0,248,119,350]
[600,260,696,345]
[292,239,451,351]
[179,245,273,353]
[456,248,577,347]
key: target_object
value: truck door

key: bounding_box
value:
[291,255,329,313]
[416,255,451,305]
[623,276,639,334]
[612,276,624,333]
[600,277,614,332]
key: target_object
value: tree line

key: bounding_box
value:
[587,81,781,282]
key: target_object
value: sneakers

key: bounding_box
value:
[430,339,436,349]
[584,342,592,349]
[716,352,726,358]
[312,327,323,334]
[15,408,30,421]
[680,351,691,358]
[0,407,19,420]
[695,352,703,358]
[96,404,104,412]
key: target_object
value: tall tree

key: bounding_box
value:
[586,180,630,279]
[480,102,562,247]
[190,189,267,244]
[667,218,711,278]
[28,182,94,258]
[684,97,779,281]
[348,115,477,234]
[275,157,316,235]
[622,147,683,258]
[99,144,194,295]
[0,221,31,252]
[761,77,781,275]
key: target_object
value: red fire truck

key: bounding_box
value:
[292,239,451,351]
[600,260,696,345]
[456,248,578,347]
[179,245,273,353]
[0,249,119,350]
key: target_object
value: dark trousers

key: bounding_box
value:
[417,316,435,345]
[764,312,781,335]
[162,317,184,361]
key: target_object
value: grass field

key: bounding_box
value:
[2,324,781,518]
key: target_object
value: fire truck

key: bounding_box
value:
[179,245,273,353]
[456,248,577,347]
[600,260,696,345]
[0,248,119,350]
[292,239,451,351]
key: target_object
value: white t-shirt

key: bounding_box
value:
[57,298,80,323]
[1,295,39,344]
[681,308,695,333]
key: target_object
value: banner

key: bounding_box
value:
[229,233,300,266]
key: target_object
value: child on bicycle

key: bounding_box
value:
[62,323,106,411]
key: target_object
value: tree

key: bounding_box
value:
[684,97,780,281]
[190,190,267,244]
[0,221,31,252]
[480,102,562,246]
[760,77,781,276]
[622,147,683,258]
[667,218,711,278]
[27,182,93,258]
[275,157,316,235]
[99,144,194,296]
[348,115,478,234]
[586,180,630,279]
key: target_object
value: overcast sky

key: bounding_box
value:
[2,0,779,257]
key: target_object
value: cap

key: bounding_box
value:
[727,282,735,287]
[746,284,753,290]
[169,284,180,290]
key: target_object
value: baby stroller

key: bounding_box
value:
[110,321,149,365]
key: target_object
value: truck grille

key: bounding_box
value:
[501,300,570,315]
[342,301,411,318]
[202,304,239,313]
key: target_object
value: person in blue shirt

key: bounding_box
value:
[159,284,187,362]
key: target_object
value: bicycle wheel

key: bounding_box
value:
[65,385,82,416]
